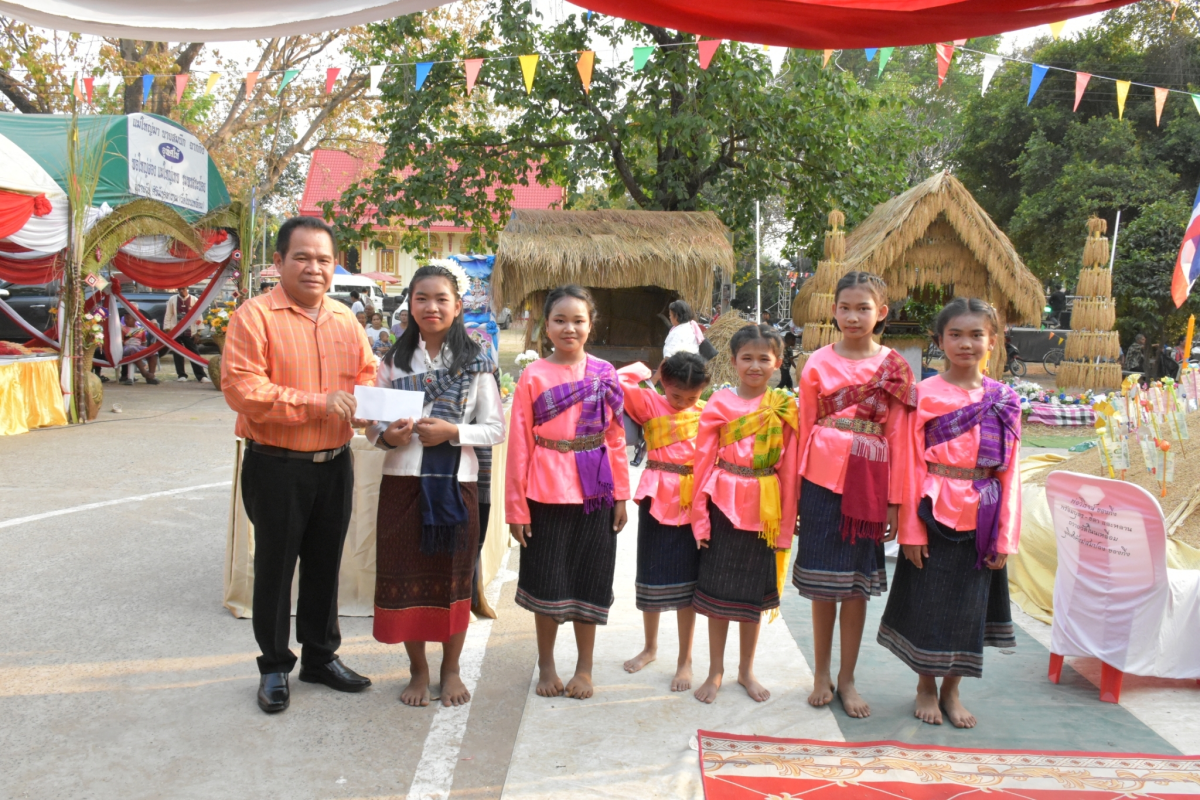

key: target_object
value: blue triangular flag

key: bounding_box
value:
[141,74,153,105]
[1028,63,1048,105]
[865,48,877,62]
[587,10,592,20]
[415,62,433,91]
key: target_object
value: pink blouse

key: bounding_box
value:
[797,345,910,502]
[899,375,1022,552]
[618,363,701,527]
[504,357,631,526]
[690,388,799,547]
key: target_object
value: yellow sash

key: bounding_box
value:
[642,402,704,510]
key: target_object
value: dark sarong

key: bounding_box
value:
[793,478,887,602]
[373,476,480,644]
[516,500,618,624]
[693,506,779,623]
[877,498,1015,678]
[635,497,700,612]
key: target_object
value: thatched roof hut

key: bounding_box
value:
[494,209,735,364]
[792,172,1043,332]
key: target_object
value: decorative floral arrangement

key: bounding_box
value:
[204,300,237,336]
[1004,378,1095,414]
[428,258,471,298]
[514,349,540,373]
[499,371,515,401]
[81,311,105,349]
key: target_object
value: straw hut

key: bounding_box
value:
[493,210,735,366]
[791,171,1043,378]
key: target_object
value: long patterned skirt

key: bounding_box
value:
[635,497,701,612]
[373,476,480,644]
[792,478,887,602]
[876,498,1016,678]
[516,500,618,625]
[692,506,779,624]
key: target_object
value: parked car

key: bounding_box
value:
[0,279,172,341]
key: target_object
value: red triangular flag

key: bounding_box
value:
[935,43,954,87]
[244,71,259,101]
[1155,86,1169,126]
[464,59,483,95]
[325,68,340,95]
[175,73,189,102]
[697,39,722,70]
[83,77,94,104]
[1073,72,1091,111]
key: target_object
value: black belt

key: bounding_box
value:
[247,440,350,463]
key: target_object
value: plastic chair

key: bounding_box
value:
[1045,471,1200,703]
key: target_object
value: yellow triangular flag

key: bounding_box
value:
[204,73,220,96]
[1048,21,1067,39]
[1116,79,1130,119]
[822,49,833,68]
[519,54,539,94]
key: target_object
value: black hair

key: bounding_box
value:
[659,351,709,389]
[349,290,360,299]
[275,215,336,257]
[385,265,481,375]
[783,331,796,344]
[544,284,597,323]
[729,323,784,358]
[668,299,694,324]
[832,271,889,335]
[933,297,1000,343]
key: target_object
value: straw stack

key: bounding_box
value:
[704,310,747,387]
[797,210,850,371]
[1057,216,1122,391]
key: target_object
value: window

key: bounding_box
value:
[379,249,397,274]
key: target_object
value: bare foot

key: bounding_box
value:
[694,673,723,703]
[940,689,976,729]
[837,680,870,719]
[400,672,431,707]
[623,649,657,673]
[536,665,564,698]
[914,686,942,725]
[738,670,771,703]
[671,661,693,692]
[565,672,594,699]
[808,674,835,708]
[440,671,471,707]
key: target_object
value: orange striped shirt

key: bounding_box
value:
[222,285,377,451]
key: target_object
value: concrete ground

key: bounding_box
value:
[2,377,1198,800]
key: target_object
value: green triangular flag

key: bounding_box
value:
[877,47,893,77]
[633,46,654,71]
[278,68,299,95]
[1192,93,1200,117]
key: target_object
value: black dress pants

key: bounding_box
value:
[173,331,207,380]
[240,447,354,674]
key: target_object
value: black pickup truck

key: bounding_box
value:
[0,280,172,341]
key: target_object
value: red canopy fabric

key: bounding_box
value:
[583,0,1137,49]
[0,242,61,285]
[110,252,228,289]
[0,190,51,241]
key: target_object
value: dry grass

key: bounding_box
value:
[703,311,748,387]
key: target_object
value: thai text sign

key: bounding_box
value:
[127,114,208,213]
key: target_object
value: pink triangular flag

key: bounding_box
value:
[464,59,483,95]
[325,68,340,95]
[1073,72,1091,111]
[697,39,722,70]
[175,73,189,102]
[83,77,94,104]
[936,43,954,87]
[1155,86,1169,126]
[245,71,259,101]
[953,38,967,46]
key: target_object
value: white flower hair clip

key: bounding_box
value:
[428,258,472,297]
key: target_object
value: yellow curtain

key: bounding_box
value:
[0,359,67,436]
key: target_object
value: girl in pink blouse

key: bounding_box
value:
[793,271,914,720]
[690,324,798,704]
[506,285,630,700]
[618,352,710,692]
[877,297,1021,729]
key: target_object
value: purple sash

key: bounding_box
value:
[924,377,1020,568]
[531,356,624,513]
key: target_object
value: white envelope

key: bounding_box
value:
[354,385,425,422]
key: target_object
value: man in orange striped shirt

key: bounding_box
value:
[223,216,377,714]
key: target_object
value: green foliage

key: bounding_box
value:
[331,1,919,262]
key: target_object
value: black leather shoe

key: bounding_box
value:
[257,673,289,713]
[298,657,372,693]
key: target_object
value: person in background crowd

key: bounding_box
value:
[163,285,209,383]
[120,308,159,385]
[778,332,796,390]
[356,311,367,327]
[1123,333,1146,373]
[349,290,364,317]
[663,300,704,359]
[367,312,391,356]
[221,216,377,715]
[1047,284,1067,326]
[392,304,409,338]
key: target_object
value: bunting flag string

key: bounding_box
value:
[980,53,1002,96]
[1049,20,1067,40]
[141,74,154,105]
[876,47,893,77]
[174,73,189,102]
[633,46,654,71]
[822,49,833,69]
[864,48,877,62]
[935,42,953,88]
[1116,79,1130,119]
[697,39,722,71]
[519,54,539,94]
[1155,86,1169,126]
[415,62,433,91]
[83,77,95,104]
[107,74,120,98]
[324,68,340,95]
[368,64,385,97]
[244,71,258,101]
[205,72,220,96]
[277,68,299,95]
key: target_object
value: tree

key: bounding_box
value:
[332,0,920,262]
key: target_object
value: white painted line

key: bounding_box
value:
[0,482,231,530]
[406,546,517,800]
